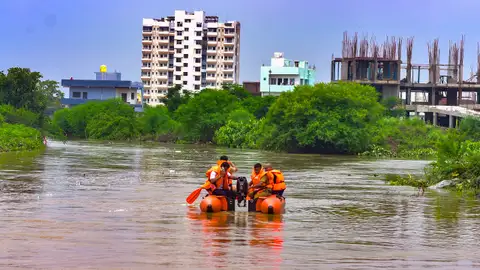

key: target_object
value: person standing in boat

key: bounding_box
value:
[205,162,236,197]
[247,163,272,200]
[264,163,286,197]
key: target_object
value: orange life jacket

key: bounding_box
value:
[205,165,230,191]
[216,160,234,173]
[217,160,235,186]
[267,169,286,191]
[250,168,270,188]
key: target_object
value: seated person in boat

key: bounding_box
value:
[205,162,236,197]
[264,163,286,197]
[247,163,272,200]
[216,155,238,190]
[216,155,238,173]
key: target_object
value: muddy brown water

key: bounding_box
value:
[0,141,479,269]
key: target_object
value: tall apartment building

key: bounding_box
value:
[141,10,241,106]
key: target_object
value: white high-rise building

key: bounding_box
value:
[141,10,241,106]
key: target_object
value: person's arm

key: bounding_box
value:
[209,171,224,184]
[228,161,238,173]
[252,175,268,189]
[226,172,237,180]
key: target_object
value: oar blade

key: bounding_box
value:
[186,188,202,204]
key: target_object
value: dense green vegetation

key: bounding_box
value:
[0,68,64,152]
[45,75,480,192]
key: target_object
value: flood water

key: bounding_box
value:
[1,141,480,269]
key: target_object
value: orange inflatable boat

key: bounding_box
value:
[248,194,286,215]
[200,195,235,213]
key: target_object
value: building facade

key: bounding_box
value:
[61,70,144,112]
[260,52,316,96]
[243,81,261,96]
[142,10,241,106]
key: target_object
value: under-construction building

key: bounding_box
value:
[331,31,480,127]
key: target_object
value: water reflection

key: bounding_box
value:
[0,150,44,203]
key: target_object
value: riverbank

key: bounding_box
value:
[0,123,45,152]
[48,82,480,192]
[50,83,443,157]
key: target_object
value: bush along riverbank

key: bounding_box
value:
[51,82,456,156]
[0,67,64,152]
[385,125,480,194]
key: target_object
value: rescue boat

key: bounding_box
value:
[199,195,235,213]
[248,194,286,215]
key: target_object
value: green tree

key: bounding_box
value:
[160,85,191,113]
[241,95,276,119]
[52,98,138,140]
[175,89,239,142]
[137,105,178,141]
[0,68,63,117]
[222,83,251,100]
[260,82,385,154]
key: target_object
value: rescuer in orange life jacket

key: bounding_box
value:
[263,163,286,197]
[205,161,237,197]
[216,155,238,174]
[216,155,238,189]
[247,163,272,200]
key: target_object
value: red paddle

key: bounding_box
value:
[186,182,212,204]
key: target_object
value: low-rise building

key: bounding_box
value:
[61,67,144,112]
[260,52,316,96]
[243,81,261,96]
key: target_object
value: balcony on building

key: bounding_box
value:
[61,70,144,112]
[142,37,152,44]
[142,26,153,35]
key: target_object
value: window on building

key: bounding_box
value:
[184,28,189,32]
[196,40,202,45]
[196,31,202,36]
[176,67,181,71]
[131,92,135,100]
[72,92,81,98]
[195,67,200,72]
[195,76,200,81]
[176,49,182,53]
[283,78,288,85]
[176,40,182,45]
[183,81,187,85]
[175,75,181,80]
[184,45,189,49]
[177,31,182,36]
[183,72,188,76]
[176,58,182,63]
[195,58,201,63]
[194,85,200,90]
[277,78,282,85]
[196,22,202,27]
[184,54,188,58]
[290,78,295,85]
[82,92,88,99]
[185,19,191,23]
[195,49,201,54]
[183,63,188,67]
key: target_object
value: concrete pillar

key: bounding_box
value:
[433,112,437,126]
[406,88,411,105]
[449,114,454,128]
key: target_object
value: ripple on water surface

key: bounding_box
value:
[0,141,479,269]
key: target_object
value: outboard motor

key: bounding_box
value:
[236,176,249,207]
